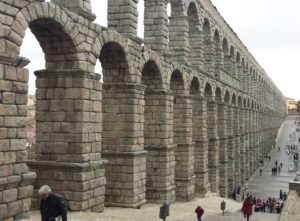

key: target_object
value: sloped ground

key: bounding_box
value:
[24,196,243,221]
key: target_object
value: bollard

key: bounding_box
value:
[159,201,169,221]
[221,200,226,216]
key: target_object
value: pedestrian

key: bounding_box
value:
[195,206,204,221]
[278,146,280,152]
[268,156,271,161]
[275,161,278,167]
[279,189,283,200]
[241,196,254,221]
[283,192,288,201]
[260,168,262,176]
[280,162,283,168]
[39,185,68,221]
[232,188,236,200]
[277,166,281,174]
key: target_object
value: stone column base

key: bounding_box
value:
[102,151,146,209]
[27,160,106,212]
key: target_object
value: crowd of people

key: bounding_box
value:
[241,190,288,221]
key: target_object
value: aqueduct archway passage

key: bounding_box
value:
[0,0,286,220]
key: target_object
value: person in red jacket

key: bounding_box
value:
[242,196,254,221]
[195,206,204,221]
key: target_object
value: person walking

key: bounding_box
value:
[260,168,262,176]
[39,185,68,221]
[242,196,254,221]
[195,206,204,221]
[279,189,283,200]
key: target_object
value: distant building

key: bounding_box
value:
[286,97,299,115]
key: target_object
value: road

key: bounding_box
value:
[244,115,299,200]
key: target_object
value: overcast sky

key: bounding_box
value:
[21,0,300,100]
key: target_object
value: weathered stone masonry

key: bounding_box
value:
[0,0,286,220]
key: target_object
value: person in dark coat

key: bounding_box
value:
[39,185,68,221]
[242,196,253,221]
[195,206,204,221]
[279,189,283,200]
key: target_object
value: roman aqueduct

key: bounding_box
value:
[0,0,286,219]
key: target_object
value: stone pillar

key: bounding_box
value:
[107,0,139,39]
[173,94,195,201]
[240,107,246,184]
[227,105,234,195]
[207,100,219,194]
[0,58,36,220]
[144,0,168,52]
[233,106,241,187]
[214,44,224,78]
[217,101,228,197]
[245,108,251,180]
[102,83,146,208]
[169,3,189,65]
[193,97,209,196]
[51,0,96,21]
[203,35,215,77]
[143,89,175,203]
[28,69,105,212]
[250,110,255,173]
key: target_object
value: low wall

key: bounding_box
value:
[278,181,300,221]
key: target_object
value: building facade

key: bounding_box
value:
[0,0,286,220]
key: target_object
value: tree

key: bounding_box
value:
[297,100,300,112]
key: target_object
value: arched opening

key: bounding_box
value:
[223,38,231,73]
[16,12,98,212]
[204,83,212,98]
[141,60,168,202]
[100,42,133,206]
[216,87,227,196]
[20,30,43,162]
[170,70,192,200]
[203,19,214,76]
[230,46,236,77]
[205,82,219,193]
[190,77,201,143]
[99,42,129,83]
[236,52,241,80]
[214,30,222,77]
[187,2,202,69]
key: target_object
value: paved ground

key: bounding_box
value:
[245,115,299,200]
[23,116,299,221]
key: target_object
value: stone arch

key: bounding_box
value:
[170,69,185,94]
[187,1,202,68]
[190,77,201,95]
[222,37,229,55]
[231,93,237,106]
[238,96,242,107]
[204,82,213,98]
[99,42,130,83]
[100,39,137,207]
[203,18,214,76]
[224,90,230,103]
[141,59,172,202]
[170,68,194,200]
[214,29,223,77]
[91,30,133,75]
[215,87,222,101]
[139,50,167,89]
[243,98,247,108]
[10,2,81,69]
